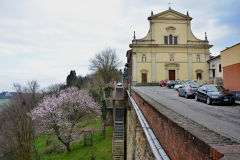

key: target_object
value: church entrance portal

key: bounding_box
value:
[142,73,147,83]
[169,70,175,80]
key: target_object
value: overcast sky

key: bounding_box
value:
[0,0,239,92]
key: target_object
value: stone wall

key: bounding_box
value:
[105,108,113,126]
[131,88,240,160]
[126,97,156,160]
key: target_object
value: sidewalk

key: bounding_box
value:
[235,100,240,105]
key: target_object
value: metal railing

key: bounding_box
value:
[127,90,170,160]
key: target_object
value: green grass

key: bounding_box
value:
[33,118,112,160]
[0,99,9,107]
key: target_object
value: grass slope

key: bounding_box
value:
[33,119,112,160]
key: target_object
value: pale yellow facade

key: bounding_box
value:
[221,44,240,67]
[129,8,213,84]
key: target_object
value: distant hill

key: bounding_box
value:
[0,92,16,99]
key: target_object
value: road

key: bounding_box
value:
[133,86,240,143]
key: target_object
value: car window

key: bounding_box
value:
[190,84,200,88]
[207,86,226,92]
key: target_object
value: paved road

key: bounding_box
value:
[134,86,240,143]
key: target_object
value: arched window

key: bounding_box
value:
[170,54,174,61]
[197,54,200,62]
[142,54,146,62]
[169,35,173,44]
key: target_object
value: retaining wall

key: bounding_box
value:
[131,88,240,160]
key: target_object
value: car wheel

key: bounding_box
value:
[195,94,198,101]
[178,91,181,97]
[162,84,164,87]
[206,97,211,105]
[185,92,188,99]
[171,85,174,89]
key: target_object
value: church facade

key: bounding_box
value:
[127,8,213,85]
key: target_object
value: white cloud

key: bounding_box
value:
[0,0,239,91]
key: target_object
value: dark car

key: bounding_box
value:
[178,83,200,98]
[159,80,167,87]
[195,85,235,105]
[167,81,181,89]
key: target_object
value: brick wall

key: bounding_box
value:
[130,89,240,160]
[223,63,240,91]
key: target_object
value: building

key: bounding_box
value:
[221,43,240,97]
[207,55,223,79]
[127,8,213,85]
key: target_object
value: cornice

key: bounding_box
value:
[129,44,213,49]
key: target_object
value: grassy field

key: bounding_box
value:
[0,99,9,105]
[0,99,9,109]
[33,118,113,160]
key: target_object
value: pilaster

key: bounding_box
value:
[188,52,193,79]
[132,54,137,85]
[177,68,179,80]
[151,52,156,82]
[165,68,168,80]
[187,21,191,44]
[150,22,155,43]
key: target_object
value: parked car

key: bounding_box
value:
[167,81,181,89]
[117,82,122,86]
[178,83,200,98]
[174,83,183,91]
[159,80,167,87]
[195,85,235,105]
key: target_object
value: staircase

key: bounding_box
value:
[104,82,125,160]
[113,87,124,160]
[112,139,124,160]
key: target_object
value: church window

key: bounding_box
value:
[164,36,168,44]
[169,35,173,44]
[164,35,178,44]
[142,54,146,62]
[170,54,174,61]
[174,37,178,44]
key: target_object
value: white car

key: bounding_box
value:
[174,84,182,91]
[117,82,122,86]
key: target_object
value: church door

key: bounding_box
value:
[142,73,147,83]
[197,73,202,80]
[169,70,175,80]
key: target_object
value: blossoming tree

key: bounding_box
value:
[29,87,100,152]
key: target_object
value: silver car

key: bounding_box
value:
[178,83,200,98]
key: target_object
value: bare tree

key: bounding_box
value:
[0,80,41,160]
[89,47,122,84]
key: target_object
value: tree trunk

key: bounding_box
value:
[66,143,70,152]
[57,135,71,152]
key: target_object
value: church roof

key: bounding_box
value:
[148,8,192,21]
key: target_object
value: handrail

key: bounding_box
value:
[127,90,170,160]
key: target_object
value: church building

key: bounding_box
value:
[126,8,213,85]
